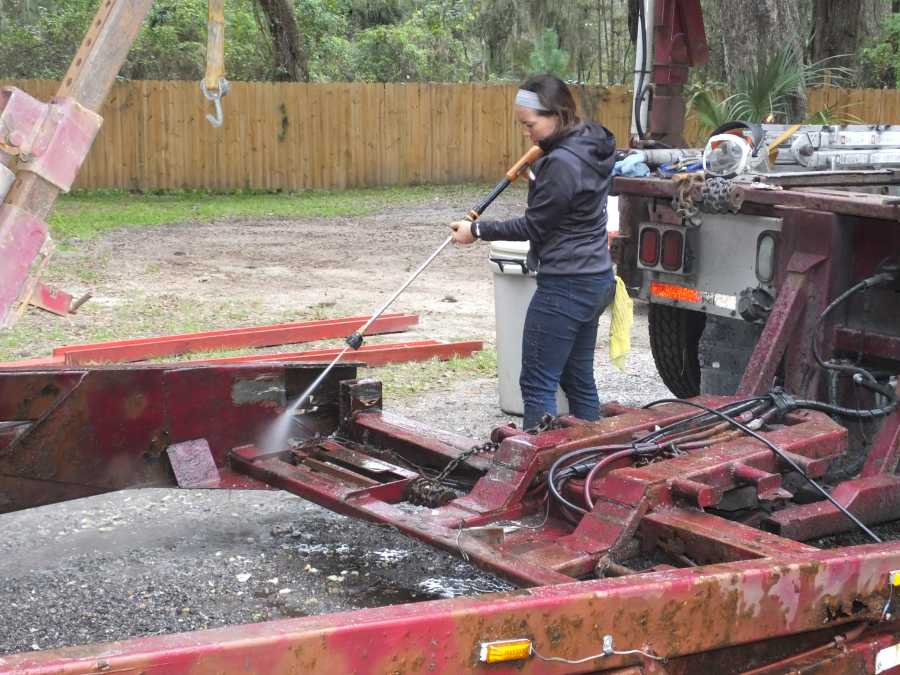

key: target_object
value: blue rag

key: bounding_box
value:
[613,151,650,177]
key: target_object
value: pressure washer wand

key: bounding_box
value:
[287,145,543,414]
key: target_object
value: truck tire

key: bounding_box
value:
[698,315,763,395]
[648,304,706,398]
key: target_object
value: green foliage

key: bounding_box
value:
[352,8,471,81]
[0,0,633,84]
[859,14,900,88]
[528,28,570,78]
[687,46,850,137]
[0,0,271,81]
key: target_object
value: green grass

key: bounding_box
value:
[373,348,497,398]
[50,185,488,242]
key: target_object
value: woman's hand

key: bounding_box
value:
[450,220,476,245]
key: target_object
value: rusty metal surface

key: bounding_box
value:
[166,438,221,488]
[3,545,900,674]
[737,272,807,396]
[613,175,900,223]
[26,281,73,317]
[0,204,49,328]
[0,362,355,513]
[16,97,102,192]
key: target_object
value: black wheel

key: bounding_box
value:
[648,303,705,398]
[698,315,764,395]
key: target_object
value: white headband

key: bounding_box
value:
[515,89,549,111]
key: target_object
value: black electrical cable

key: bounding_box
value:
[812,271,899,392]
[637,397,770,443]
[546,400,766,515]
[644,397,883,543]
[633,0,648,140]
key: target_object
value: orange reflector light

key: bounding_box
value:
[650,280,701,303]
[479,639,533,663]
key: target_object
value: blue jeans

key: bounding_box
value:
[521,271,616,429]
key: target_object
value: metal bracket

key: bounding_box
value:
[17,96,103,192]
[0,87,49,161]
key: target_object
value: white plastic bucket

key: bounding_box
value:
[489,240,569,417]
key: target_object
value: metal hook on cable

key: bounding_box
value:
[201,0,227,128]
[200,77,230,128]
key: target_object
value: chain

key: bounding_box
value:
[701,176,744,214]
[528,413,564,433]
[404,440,499,507]
[671,172,704,226]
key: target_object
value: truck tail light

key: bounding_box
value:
[651,280,701,303]
[661,230,684,271]
[639,228,660,266]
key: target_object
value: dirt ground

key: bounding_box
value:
[0,188,671,657]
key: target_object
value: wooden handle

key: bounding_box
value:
[505,145,544,182]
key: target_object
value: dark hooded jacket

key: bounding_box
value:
[477,121,615,275]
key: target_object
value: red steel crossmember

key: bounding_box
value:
[230,382,856,585]
[53,313,419,364]
[193,339,483,367]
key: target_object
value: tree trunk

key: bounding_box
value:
[712,0,807,118]
[716,0,804,83]
[812,0,891,68]
[254,0,309,82]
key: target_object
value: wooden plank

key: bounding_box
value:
[383,83,401,185]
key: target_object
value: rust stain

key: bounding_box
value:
[123,392,147,419]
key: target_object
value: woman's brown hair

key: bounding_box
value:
[519,74,581,149]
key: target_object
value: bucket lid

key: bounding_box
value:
[489,240,530,258]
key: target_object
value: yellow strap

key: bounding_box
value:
[204,0,226,92]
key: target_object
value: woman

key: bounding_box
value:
[450,73,616,430]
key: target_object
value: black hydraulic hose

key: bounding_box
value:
[812,271,898,389]
[790,398,897,420]
[633,0,648,140]
[638,397,770,443]
[644,398,882,543]
[547,444,636,515]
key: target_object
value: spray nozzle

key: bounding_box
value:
[346,332,364,350]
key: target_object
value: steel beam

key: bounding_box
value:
[192,340,483,367]
[3,545,899,674]
[613,176,900,223]
[2,0,155,323]
[54,313,419,364]
[737,272,807,396]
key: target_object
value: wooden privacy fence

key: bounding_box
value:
[3,81,900,191]
[1,80,627,191]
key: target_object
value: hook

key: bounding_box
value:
[200,78,230,128]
